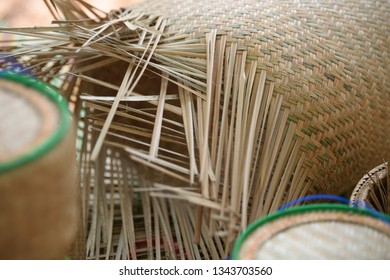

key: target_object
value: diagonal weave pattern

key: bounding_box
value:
[1,0,389,259]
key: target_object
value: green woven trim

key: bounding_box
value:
[232,203,390,260]
[0,71,70,173]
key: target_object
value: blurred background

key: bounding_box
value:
[0,0,137,27]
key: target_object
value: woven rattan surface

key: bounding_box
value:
[0,76,79,259]
[0,122,79,259]
[238,211,390,259]
[1,0,389,259]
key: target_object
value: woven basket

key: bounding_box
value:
[350,162,389,214]
[0,72,79,259]
[233,204,390,259]
[1,0,390,259]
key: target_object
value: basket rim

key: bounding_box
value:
[232,203,390,260]
[0,71,70,174]
[350,162,388,204]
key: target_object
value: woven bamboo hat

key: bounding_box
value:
[233,204,390,259]
[0,71,78,259]
[1,0,389,259]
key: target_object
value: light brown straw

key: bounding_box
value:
[238,211,390,260]
[0,79,78,259]
[1,0,389,259]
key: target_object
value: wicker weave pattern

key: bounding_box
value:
[0,128,78,259]
[126,0,390,196]
[0,74,78,259]
[239,211,390,259]
[1,0,389,259]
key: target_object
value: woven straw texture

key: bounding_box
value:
[1,0,389,259]
[238,211,390,259]
[0,80,58,161]
[0,80,78,259]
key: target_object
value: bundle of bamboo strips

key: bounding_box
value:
[1,0,389,259]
